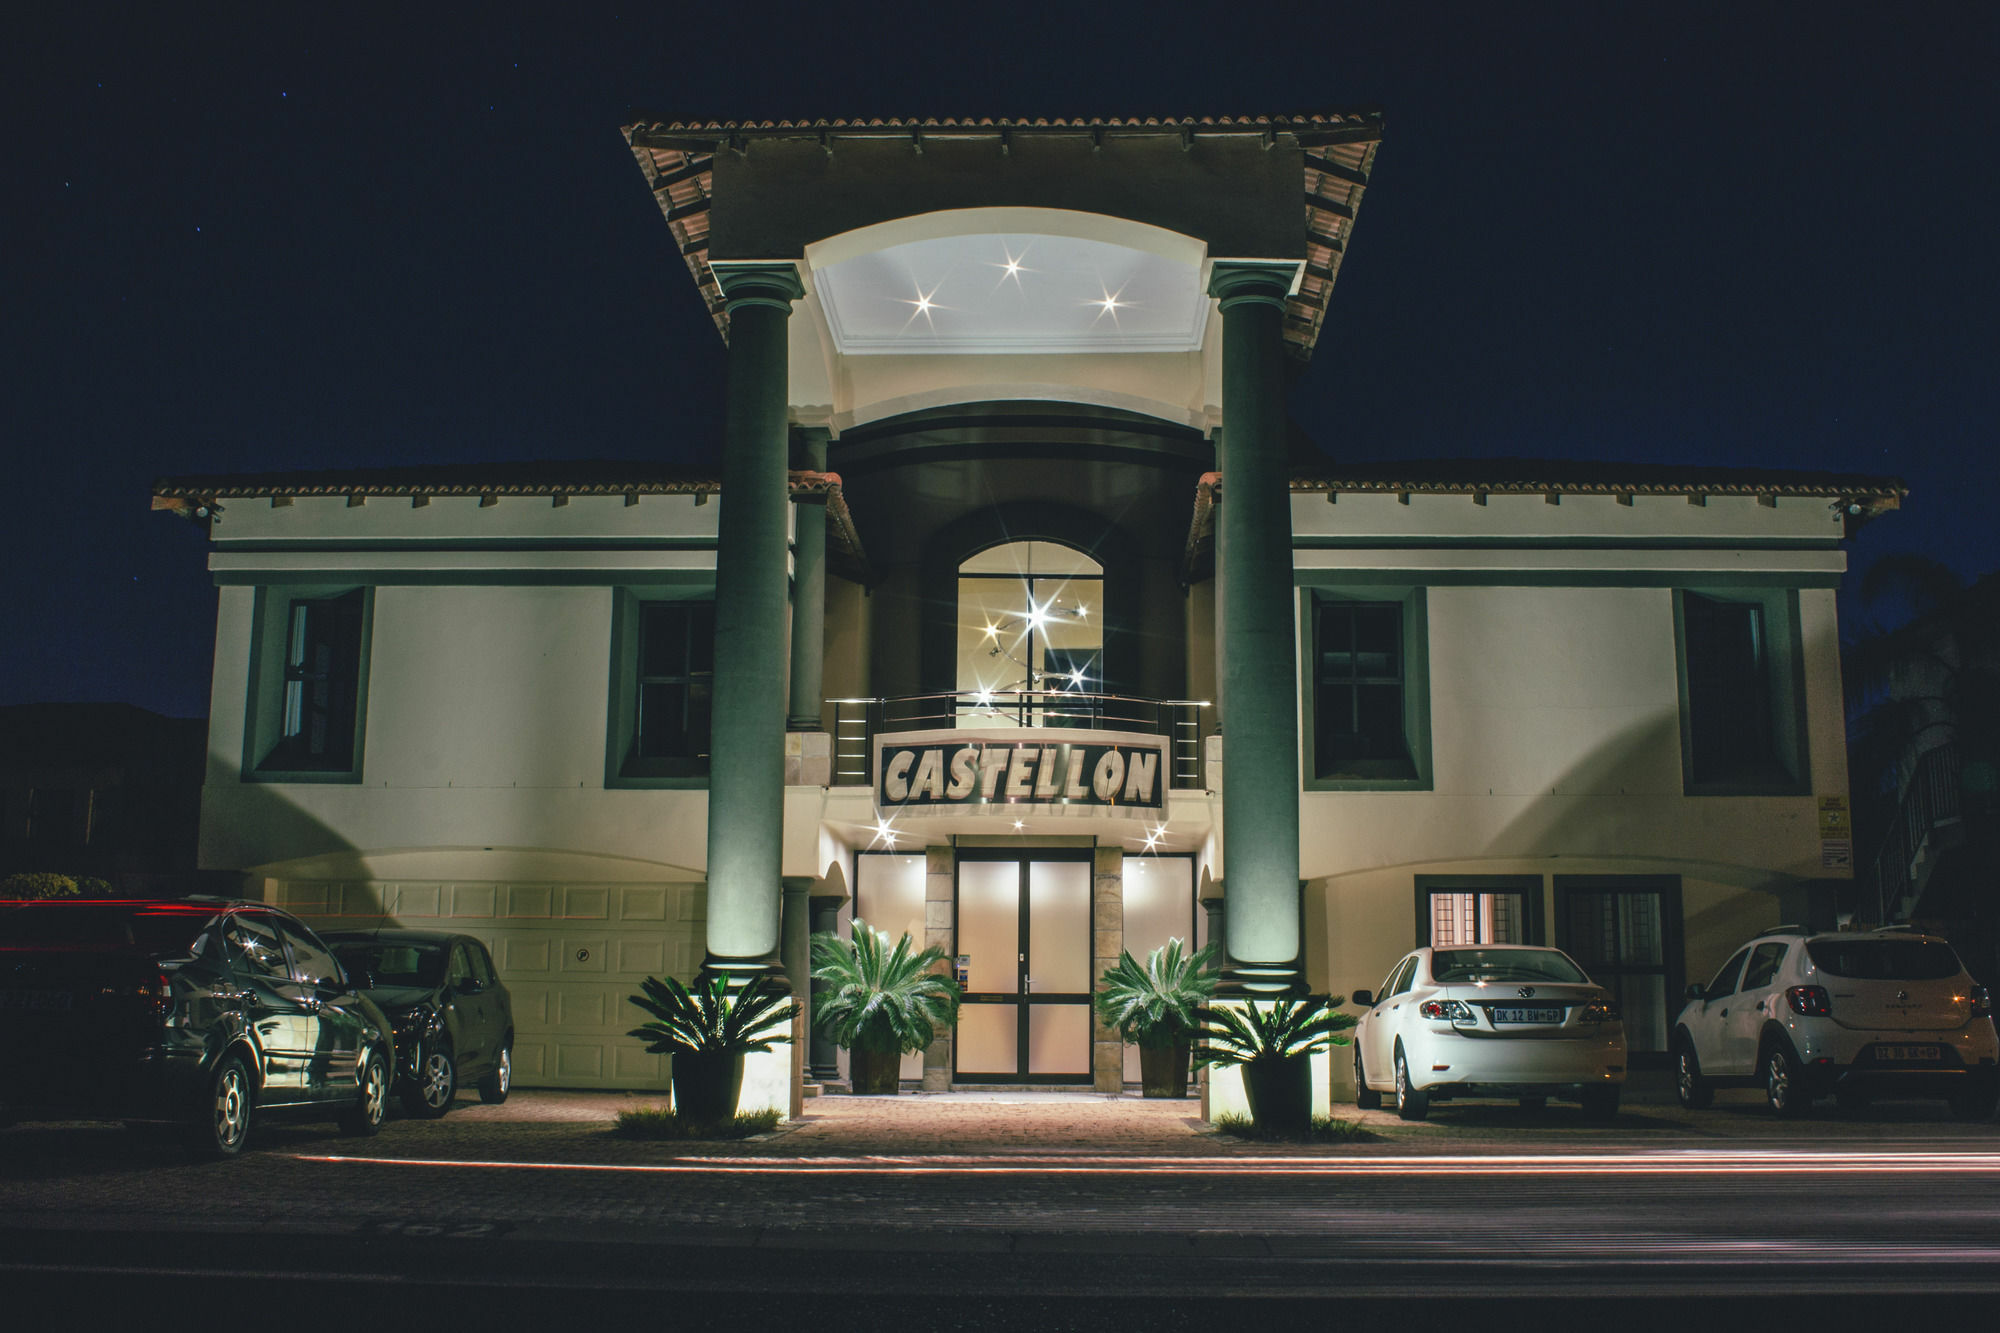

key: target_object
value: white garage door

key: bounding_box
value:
[271,878,703,1090]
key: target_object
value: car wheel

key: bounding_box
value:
[478,1043,512,1105]
[1835,1085,1873,1112]
[402,1043,456,1119]
[1354,1046,1382,1110]
[1764,1041,1810,1119]
[188,1055,253,1159]
[1519,1096,1548,1112]
[339,1049,389,1136]
[1675,1037,1714,1110]
[1393,1044,1429,1121]
[1579,1087,1620,1121]
[1949,1077,2000,1121]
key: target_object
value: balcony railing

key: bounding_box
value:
[1875,741,1963,923]
[829,691,1212,791]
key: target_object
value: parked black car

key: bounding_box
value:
[322,930,513,1118]
[0,897,391,1156]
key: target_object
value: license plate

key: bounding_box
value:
[0,989,74,1012]
[1492,1007,1562,1024]
[1874,1044,1941,1063]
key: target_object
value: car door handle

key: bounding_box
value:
[1719,1008,1729,1018]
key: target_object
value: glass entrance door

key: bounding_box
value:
[955,852,1093,1082]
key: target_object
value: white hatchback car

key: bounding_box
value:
[1351,945,1627,1121]
[1672,926,1999,1118]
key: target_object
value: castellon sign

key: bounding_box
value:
[874,730,1167,814]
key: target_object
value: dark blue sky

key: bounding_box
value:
[8,4,1996,718]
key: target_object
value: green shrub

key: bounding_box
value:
[1094,939,1218,1046]
[0,872,114,900]
[612,1106,783,1140]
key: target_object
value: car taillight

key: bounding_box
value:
[1419,999,1475,1022]
[1786,985,1831,1017]
[1580,997,1621,1023]
[140,972,172,1017]
[1971,985,1992,1020]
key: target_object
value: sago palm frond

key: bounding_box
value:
[810,920,960,1056]
[1093,938,1218,1045]
[627,972,797,1056]
[1193,994,1356,1069]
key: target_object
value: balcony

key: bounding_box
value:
[828,691,1212,791]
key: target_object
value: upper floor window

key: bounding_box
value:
[1307,588,1429,787]
[956,541,1102,725]
[636,601,714,766]
[1676,589,1807,794]
[607,589,715,785]
[246,586,371,782]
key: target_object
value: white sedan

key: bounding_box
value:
[1352,945,1627,1120]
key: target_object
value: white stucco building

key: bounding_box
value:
[153,113,1902,1112]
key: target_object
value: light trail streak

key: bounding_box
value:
[293,1148,2000,1178]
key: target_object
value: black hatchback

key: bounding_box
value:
[322,930,514,1118]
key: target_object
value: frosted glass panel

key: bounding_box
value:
[1028,861,1090,992]
[1121,857,1195,963]
[958,1004,1019,1074]
[855,854,927,950]
[1028,1005,1091,1075]
[1121,857,1196,1084]
[958,861,1020,994]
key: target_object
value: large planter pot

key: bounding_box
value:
[1137,1039,1191,1098]
[671,1050,745,1122]
[1242,1055,1312,1134]
[849,1045,902,1095]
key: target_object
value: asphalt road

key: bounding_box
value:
[5,1086,1999,1329]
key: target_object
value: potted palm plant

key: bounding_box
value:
[627,972,798,1121]
[810,920,961,1095]
[1094,939,1218,1097]
[1195,994,1356,1134]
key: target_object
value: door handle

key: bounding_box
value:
[1021,977,1033,994]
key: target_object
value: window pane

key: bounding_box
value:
[1353,685,1405,757]
[1686,593,1772,782]
[272,591,361,770]
[637,682,689,758]
[640,605,689,677]
[1353,606,1400,674]
[685,604,715,675]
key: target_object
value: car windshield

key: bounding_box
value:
[332,941,447,988]
[1805,939,1962,981]
[0,902,214,953]
[1430,948,1588,985]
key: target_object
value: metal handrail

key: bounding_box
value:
[829,691,1212,790]
[1874,742,1962,923]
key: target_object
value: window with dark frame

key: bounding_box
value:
[1682,592,1775,784]
[634,601,714,769]
[264,590,364,772]
[1312,599,1415,779]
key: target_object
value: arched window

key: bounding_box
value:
[956,541,1102,723]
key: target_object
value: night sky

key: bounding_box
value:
[9,4,1996,720]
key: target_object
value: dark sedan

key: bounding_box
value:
[323,930,513,1117]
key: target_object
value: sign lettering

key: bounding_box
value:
[875,734,1167,814]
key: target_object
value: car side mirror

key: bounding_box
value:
[1351,989,1374,1008]
[1685,983,1705,1001]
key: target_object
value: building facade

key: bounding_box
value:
[154,114,1903,1113]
